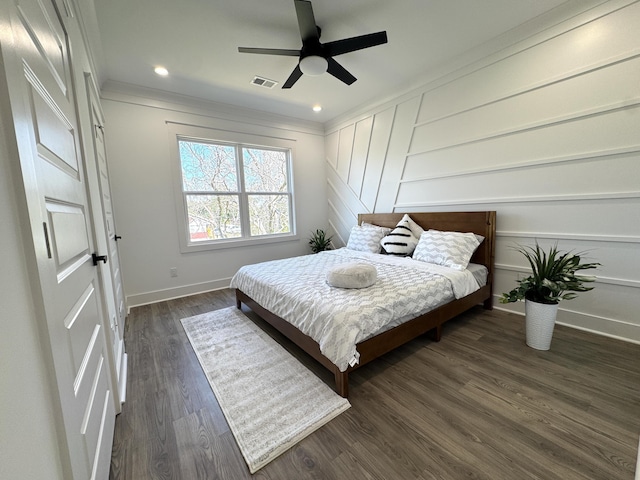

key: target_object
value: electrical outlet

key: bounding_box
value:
[170,267,178,277]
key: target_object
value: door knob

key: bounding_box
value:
[92,253,108,266]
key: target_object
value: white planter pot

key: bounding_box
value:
[525,299,559,350]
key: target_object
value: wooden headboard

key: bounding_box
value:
[357,211,496,279]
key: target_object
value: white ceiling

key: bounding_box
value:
[91,0,571,123]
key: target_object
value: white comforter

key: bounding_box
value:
[230,248,480,371]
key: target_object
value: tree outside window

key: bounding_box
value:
[178,139,293,243]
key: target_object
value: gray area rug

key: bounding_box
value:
[181,307,351,473]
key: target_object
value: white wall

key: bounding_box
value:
[100,85,327,307]
[323,0,640,343]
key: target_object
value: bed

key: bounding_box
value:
[232,211,496,397]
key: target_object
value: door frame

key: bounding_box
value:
[82,71,127,411]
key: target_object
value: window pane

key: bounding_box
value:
[185,194,241,241]
[243,148,288,193]
[248,195,291,236]
[179,140,238,192]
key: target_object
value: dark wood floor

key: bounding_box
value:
[109,289,640,479]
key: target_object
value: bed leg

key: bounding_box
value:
[431,324,443,342]
[483,297,493,310]
[235,290,241,309]
[335,371,349,398]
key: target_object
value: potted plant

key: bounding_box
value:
[308,229,333,253]
[500,243,599,350]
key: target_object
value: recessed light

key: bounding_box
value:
[154,66,169,76]
[312,105,322,112]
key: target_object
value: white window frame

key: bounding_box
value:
[168,122,298,253]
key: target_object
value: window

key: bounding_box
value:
[171,125,296,251]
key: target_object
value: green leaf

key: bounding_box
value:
[500,242,600,303]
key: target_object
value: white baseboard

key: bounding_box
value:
[494,296,640,345]
[119,353,127,405]
[634,435,639,480]
[126,278,232,311]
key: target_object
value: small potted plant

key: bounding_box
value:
[500,243,599,350]
[308,229,333,253]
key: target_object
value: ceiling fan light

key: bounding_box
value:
[299,55,328,76]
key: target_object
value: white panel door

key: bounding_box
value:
[86,73,128,405]
[5,0,115,478]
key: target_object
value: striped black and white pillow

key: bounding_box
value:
[380,214,423,256]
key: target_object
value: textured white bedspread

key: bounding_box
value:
[230,248,480,371]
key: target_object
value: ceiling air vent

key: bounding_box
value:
[251,76,278,89]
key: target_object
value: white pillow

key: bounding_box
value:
[346,224,390,254]
[402,214,424,237]
[326,262,377,289]
[412,229,481,270]
[380,214,422,256]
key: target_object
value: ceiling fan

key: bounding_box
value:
[238,0,388,89]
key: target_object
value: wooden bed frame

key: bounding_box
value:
[235,211,496,398]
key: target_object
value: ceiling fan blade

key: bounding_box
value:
[294,0,319,42]
[326,58,356,85]
[282,64,303,89]
[324,31,388,57]
[238,47,300,56]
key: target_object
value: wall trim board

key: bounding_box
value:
[350,116,375,198]
[327,170,368,217]
[412,52,640,133]
[327,198,355,245]
[327,197,353,230]
[375,98,421,212]
[494,302,640,345]
[367,106,397,212]
[344,122,357,190]
[100,81,324,136]
[395,191,640,209]
[402,146,640,184]
[327,219,345,248]
[324,0,621,132]
[126,278,232,311]
[496,263,639,289]
[409,100,640,157]
[498,231,640,244]
[326,185,359,239]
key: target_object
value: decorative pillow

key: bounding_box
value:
[326,262,377,289]
[380,214,422,256]
[346,224,390,254]
[412,229,481,270]
[403,214,425,237]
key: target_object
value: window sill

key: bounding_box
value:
[180,233,300,253]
